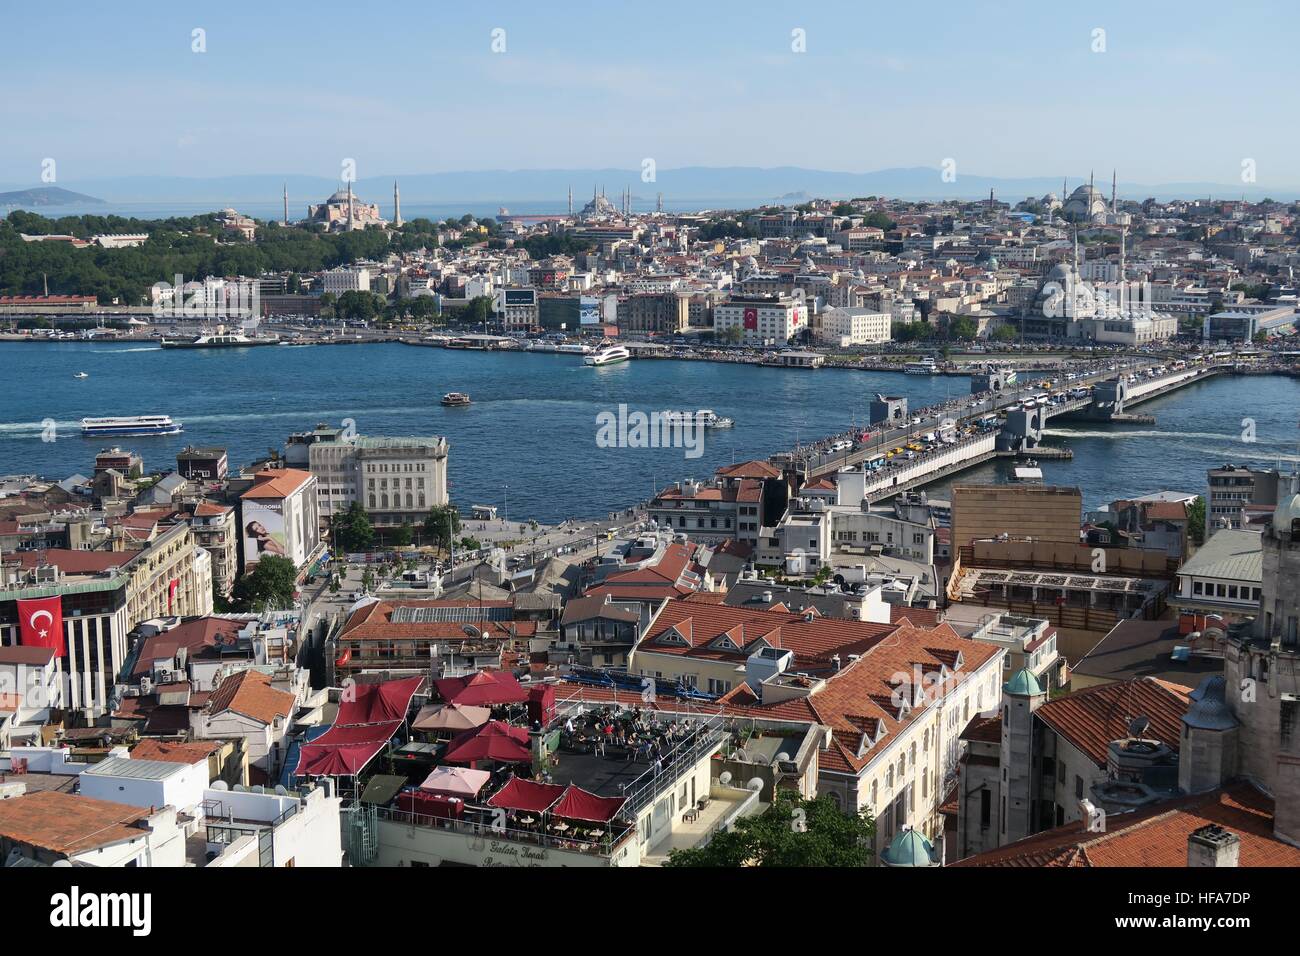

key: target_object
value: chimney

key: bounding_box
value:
[1187,824,1240,867]
[831,654,841,673]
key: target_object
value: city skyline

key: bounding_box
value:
[3,0,1298,190]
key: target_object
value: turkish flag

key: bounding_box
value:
[743,308,758,330]
[168,578,179,610]
[17,596,65,658]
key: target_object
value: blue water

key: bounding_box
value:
[1,342,1296,522]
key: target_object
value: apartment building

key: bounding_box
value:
[308,435,449,527]
[616,291,690,333]
[817,307,891,346]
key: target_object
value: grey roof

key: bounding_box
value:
[82,757,185,780]
[1178,529,1262,583]
[724,580,853,618]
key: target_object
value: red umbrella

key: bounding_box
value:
[443,720,532,764]
[434,670,529,707]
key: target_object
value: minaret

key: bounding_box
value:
[1111,169,1117,215]
[282,182,289,225]
[393,180,403,228]
[657,192,663,214]
[346,180,354,230]
[568,184,573,216]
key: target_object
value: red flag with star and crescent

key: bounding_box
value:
[17,596,65,658]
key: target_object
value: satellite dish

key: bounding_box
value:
[719,771,732,786]
[775,752,791,763]
[274,785,289,796]
[232,784,248,792]
[1128,715,1151,739]
[210,780,229,791]
[746,777,764,792]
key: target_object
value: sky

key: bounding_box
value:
[2,0,1297,190]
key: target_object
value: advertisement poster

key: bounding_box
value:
[243,500,287,567]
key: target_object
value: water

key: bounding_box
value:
[1,342,1296,522]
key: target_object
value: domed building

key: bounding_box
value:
[880,826,941,867]
[1062,183,1109,223]
[306,183,385,232]
[579,187,619,221]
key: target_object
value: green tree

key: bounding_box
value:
[1187,495,1207,547]
[664,794,874,867]
[230,556,298,612]
[423,505,462,550]
[332,501,375,552]
[391,522,413,547]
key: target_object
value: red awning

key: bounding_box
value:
[443,720,532,764]
[294,721,402,777]
[486,777,566,814]
[434,670,528,707]
[337,675,423,724]
[551,784,626,823]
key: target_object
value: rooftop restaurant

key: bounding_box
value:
[290,672,759,867]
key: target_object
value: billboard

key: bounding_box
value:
[502,289,536,306]
[243,499,287,569]
[579,295,600,326]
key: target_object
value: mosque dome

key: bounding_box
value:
[1270,492,1300,533]
[1004,667,1044,697]
[880,827,939,867]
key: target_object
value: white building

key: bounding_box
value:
[79,755,210,818]
[817,307,891,346]
[714,294,808,346]
[321,267,372,295]
[308,434,449,527]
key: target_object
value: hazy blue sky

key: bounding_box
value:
[3,0,1295,188]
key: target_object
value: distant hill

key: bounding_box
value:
[0,186,106,207]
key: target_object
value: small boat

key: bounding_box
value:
[74,372,89,379]
[441,392,472,407]
[584,344,631,367]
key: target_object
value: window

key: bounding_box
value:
[1074,775,1084,799]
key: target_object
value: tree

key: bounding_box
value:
[664,793,874,867]
[230,556,297,612]
[391,522,413,547]
[423,505,461,551]
[332,502,374,552]
[1187,495,1207,547]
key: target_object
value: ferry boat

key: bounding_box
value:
[526,340,560,353]
[663,409,734,429]
[557,342,595,355]
[584,344,631,367]
[73,372,89,379]
[81,415,182,437]
[161,326,278,349]
[904,357,939,375]
[440,392,472,407]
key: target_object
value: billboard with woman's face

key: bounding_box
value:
[242,500,287,567]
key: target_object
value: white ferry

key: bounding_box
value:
[904,357,939,375]
[558,342,595,355]
[161,326,278,349]
[441,392,472,407]
[584,345,631,366]
[81,415,182,437]
[663,409,734,428]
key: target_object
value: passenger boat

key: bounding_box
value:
[904,357,939,375]
[441,392,472,407]
[662,409,734,429]
[80,415,182,437]
[160,325,278,348]
[73,372,89,379]
[584,344,631,367]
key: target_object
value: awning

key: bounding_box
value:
[419,766,491,799]
[412,702,491,732]
[337,675,423,724]
[434,670,528,707]
[486,777,566,814]
[443,720,532,765]
[551,784,626,823]
[294,720,402,777]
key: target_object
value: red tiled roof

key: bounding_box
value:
[1035,677,1192,767]
[13,549,132,574]
[961,713,1002,743]
[637,598,896,670]
[954,783,1300,867]
[132,616,246,677]
[130,739,221,765]
[338,599,536,642]
[206,670,294,726]
[0,791,150,855]
[241,468,313,499]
